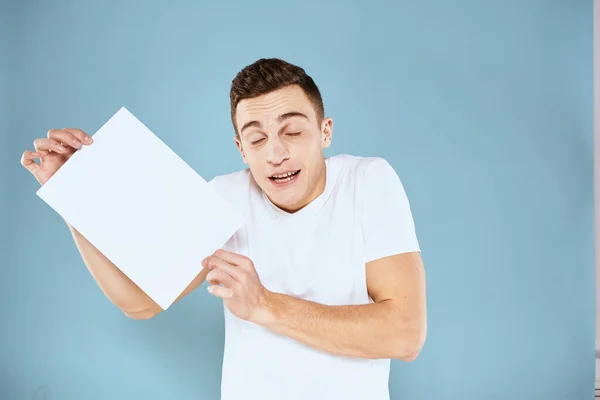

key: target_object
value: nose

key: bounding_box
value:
[266,137,290,165]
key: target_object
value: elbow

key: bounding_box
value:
[393,327,427,362]
[122,306,161,320]
[398,347,421,362]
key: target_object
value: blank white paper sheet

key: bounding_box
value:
[36,106,245,310]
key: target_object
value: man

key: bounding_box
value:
[21,58,427,400]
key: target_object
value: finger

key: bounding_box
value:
[212,249,249,267]
[34,138,69,154]
[47,129,83,150]
[207,284,233,299]
[205,256,244,281]
[20,150,41,174]
[206,268,235,287]
[62,128,93,145]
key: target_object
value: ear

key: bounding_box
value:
[321,117,333,149]
[234,136,248,165]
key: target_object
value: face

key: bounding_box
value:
[234,84,333,213]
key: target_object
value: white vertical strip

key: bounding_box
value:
[594,0,600,385]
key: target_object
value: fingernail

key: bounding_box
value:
[85,136,92,144]
[73,140,81,147]
[57,144,66,151]
[207,286,212,293]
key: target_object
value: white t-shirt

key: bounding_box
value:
[208,154,420,400]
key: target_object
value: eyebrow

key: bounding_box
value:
[240,111,309,135]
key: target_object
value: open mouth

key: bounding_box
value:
[269,170,300,184]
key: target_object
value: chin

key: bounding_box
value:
[266,190,303,212]
[272,193,298,208]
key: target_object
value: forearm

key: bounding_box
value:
[257,291,424,360]
[67,222,163,318]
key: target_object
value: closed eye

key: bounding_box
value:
[286,132,301,137]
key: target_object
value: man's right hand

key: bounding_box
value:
[21,128,94,185]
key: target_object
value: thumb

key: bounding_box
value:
[20,150,40,176]
[207,284,233,299]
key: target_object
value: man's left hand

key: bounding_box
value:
[202,249,271,323]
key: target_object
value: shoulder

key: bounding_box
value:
[208,167,251,188]
[328,154,410,216]
[327,153,400,187]
[343,155,420,259]
[208,167,253,204]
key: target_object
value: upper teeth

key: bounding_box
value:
[272,171,296,179]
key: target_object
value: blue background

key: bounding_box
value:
[2,1,595,399]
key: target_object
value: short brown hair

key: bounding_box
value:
[229,58,325,136]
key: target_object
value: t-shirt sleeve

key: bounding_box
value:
[361,158,420,263]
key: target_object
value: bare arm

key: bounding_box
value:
[256,252,427,360]
[68,223,208,319]
[20,127,206,320]
[205,250,427,361]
